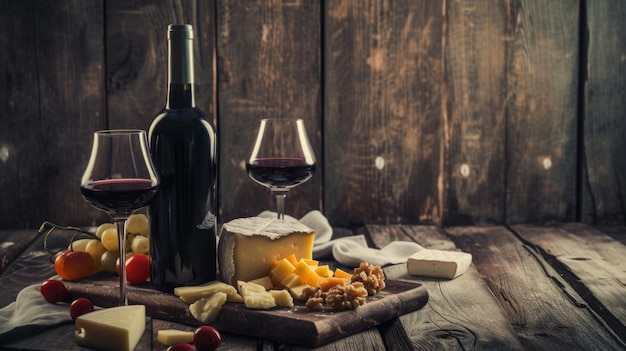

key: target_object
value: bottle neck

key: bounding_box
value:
[166,25,195,109]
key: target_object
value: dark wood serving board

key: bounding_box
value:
[63,275,428,347]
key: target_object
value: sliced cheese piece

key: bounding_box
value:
[74,305,145,351]
[243,292,277,310]
[248,276,274,290]
[288,284,310,301]
[157,329,194,346]
[406,249,472,279]
[238,280,277,309]
[189,292,228,323]
[175,280,242,304]
[218,217,315,285]
[269,289,294,307]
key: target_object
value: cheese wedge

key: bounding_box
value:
[406,249,472,279]
[218,217,315,285]
[74,305,145,351]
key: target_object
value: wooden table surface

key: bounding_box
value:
[1,223,625,350]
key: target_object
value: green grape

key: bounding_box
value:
[131,235,150,254]
[126,214,149,237]
[86,239,106,272]
[100,250,119,274]
[95,223,115,239]
[100,228,119,252]
[68,239,91,251]
[125,233,136,253]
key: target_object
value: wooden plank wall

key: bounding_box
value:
[0,0,624,229]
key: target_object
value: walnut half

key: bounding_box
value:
[325,282,368,310]
[351,262,386,295]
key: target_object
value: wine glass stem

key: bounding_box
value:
[274,191,287,220]
[113,216,129,306]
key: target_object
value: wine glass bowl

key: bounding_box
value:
[80,129,159,305]
[246,118,316,219]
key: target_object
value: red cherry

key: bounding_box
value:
[69,298,94,320]
[40,279,67,303]
[194,325,222,351]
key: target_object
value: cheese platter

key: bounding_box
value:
[63,275,428,347]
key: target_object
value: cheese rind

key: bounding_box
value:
[74,305,145,351]
[406,249,472,279]
[218,217,315,285]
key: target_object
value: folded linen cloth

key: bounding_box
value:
[257,211,426,267]
[0,280,72,341]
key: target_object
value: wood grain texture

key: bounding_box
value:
[217,0,322,223]
[0,0,106,229]
[325,0,443,227]
[582,1,626,224]
[365,225,524,350]
[510,223,626,345]
[448,225,624,350]
[105,0,215,130]
[505,0,579,223]
[443,0,508,225]
[0,229,40,274]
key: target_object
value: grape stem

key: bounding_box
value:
[38,221,98,260]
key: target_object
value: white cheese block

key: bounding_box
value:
[406,249,472,279]
[218,217,315,285]
[74,305,145,351]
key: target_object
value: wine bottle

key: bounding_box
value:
[148,24,218,293]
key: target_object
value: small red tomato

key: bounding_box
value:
[116,253,150,284]
[194,325,222,351]
[54,250,95,280]
[69,298,94,320]
[40,279,67,303]
[167,343,195,351]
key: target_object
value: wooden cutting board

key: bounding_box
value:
[64,275,428,347]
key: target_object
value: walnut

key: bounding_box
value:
[325,282,368,310]
[303,286,326,310]
[351,262,386,295]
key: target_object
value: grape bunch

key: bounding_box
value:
[62,213,150,275]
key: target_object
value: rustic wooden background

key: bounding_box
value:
[0,0,624,229]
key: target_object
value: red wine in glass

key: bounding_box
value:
[80,129,159,305]
[80,178,158,215]
[246,157,316,189]
[246,118,316,220]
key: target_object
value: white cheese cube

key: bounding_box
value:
[157,329,194,346]
[406,249,472,279]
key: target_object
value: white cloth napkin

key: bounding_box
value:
[0,281,72,340]
[258,211,425,267]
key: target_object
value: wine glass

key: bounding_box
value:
[246,118,316,220]
[80,129,159,305]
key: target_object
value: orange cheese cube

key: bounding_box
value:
[270,258,296,283]
[314,265,332,277]
[284,254,298,266]
[334,268,352,279]
[302,258,319,266]
[294,260,320,287]
[319,276,349,292]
